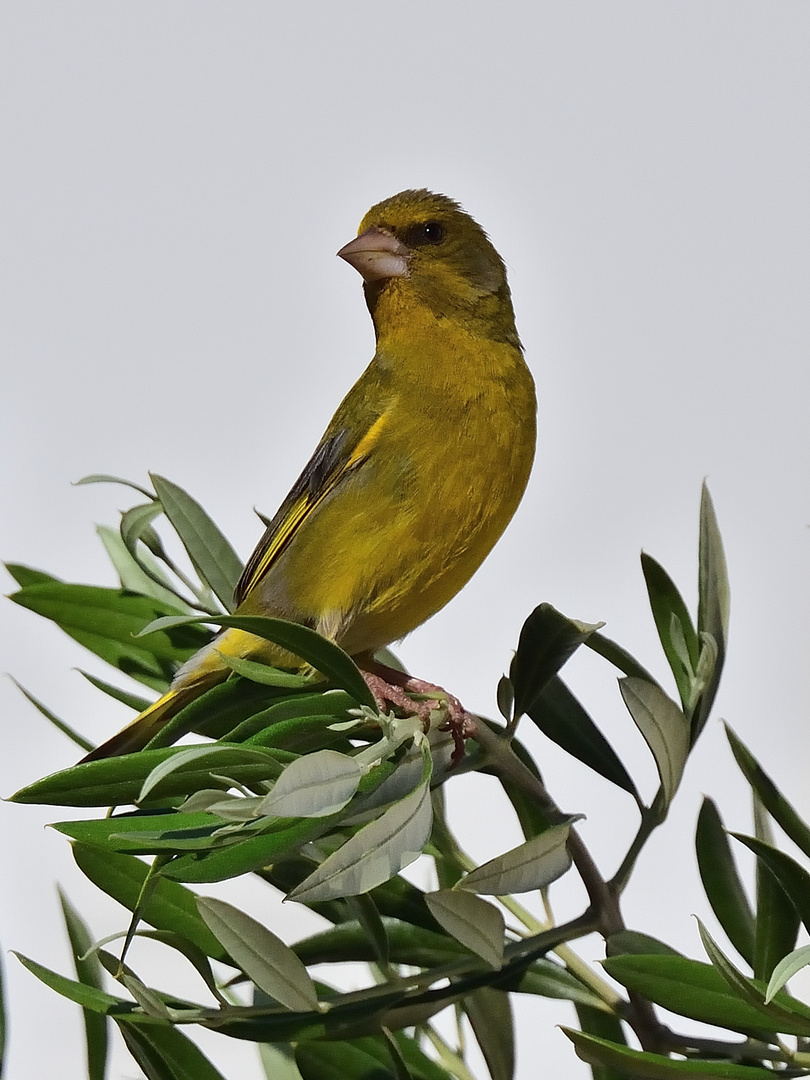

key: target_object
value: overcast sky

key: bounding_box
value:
[2,4,809,1078]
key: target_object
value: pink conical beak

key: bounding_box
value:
[337,226,410,283]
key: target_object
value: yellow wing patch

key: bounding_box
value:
[234,410,389,605]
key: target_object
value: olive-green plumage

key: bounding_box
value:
[82,189,536,761]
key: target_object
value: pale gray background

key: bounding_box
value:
[1,3,809,1078]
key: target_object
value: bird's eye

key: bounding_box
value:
[404,221,445,247]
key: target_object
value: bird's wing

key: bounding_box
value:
[234,408,389,606]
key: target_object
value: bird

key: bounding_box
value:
[81,188,537,762]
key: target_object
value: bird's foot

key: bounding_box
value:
[362,666,476,764]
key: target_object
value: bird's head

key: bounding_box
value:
[338,189,518,343]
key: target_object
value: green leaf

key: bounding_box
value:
[75,473,155,499]
[228,688,359,745]
[8,677,93,752]
[13,742,290,807]
[197,898,319,1011]
[258,750,363,818]
[289,775,433,903]
[71,844,231,962]
[695,798,755,965]
[116,1020,228,1080]
[606,931,681,957]
[58,889,108,1080]
[496,675,514,722]
[527,676,639,799]
[641,552,700,710]
[725,725,810,858]
[619,678,688,806]
[217,652,313,688]
[750,811,801,982]
[97,523,190,610]
[573,1004,628,1080]
[697,918,810,1036]
[162,815,346,883]
[138,743,285,802]
[150,474,244,612]
[456,819,578,895]
[346,894,390,968]
[510,603,603,718]
[9,583,209,689]
[259,1042,305,1080]
[77,670,152,713]
[604,952,810,1036]
[292,918,467,967]
[141,613,376,708]
[425,890,504,968]
[465,986,514,1080]
[766,944,810,1004]
[585,632,655,681]
[733,832,810,937]
[693,484,729,739]
[563,1028,776,1078]
[297,1035,451,1080]
[4,562,61,587]
[13,953,126,1015]
[296,1040,395,1080]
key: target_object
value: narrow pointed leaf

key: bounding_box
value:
[465,986,514,1080]
[695,798,755,965]
[725,726,810,858]
[425,890,504,968]
[289,780,433,903]
[150,474,243,611]
[733,833,810,936]
[58,889,108,1080]
[751,826,801,982]
[8,678,93,751]
[72,844,230,962]
[641,552,699,708]
[117,1020,228,1080]
[510,603,603,718]
[697,919,810,1035]
[693,484,729,739]
[585,632,655,681]
[619,678,688,806]
[14,953,124,1015]
[217,653,313,688]
[604,952,810,1036]
[138,744,285,802]
[77,670,152,713]
[457,819,578,895]
[9,582,208,687]
[563,1029,775,1078]
[258,750,362,818]
[528,676,638,799]
[97,524,189,609]
[4,562,60,587]
[76,473,155,499]
[574,1004,628,1080]
[196,898,318,1011]
[766,944,810,1004]
[13,742,290,807]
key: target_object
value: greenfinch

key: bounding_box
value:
[82,189,536,761]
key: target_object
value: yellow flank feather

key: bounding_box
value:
[81,189,536,762]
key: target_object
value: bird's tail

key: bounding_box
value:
[80,680,212,762]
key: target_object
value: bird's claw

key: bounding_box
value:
[362,672,476,764]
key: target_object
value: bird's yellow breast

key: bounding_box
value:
[252,295,536,656]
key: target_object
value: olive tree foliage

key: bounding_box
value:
[5,475,810,1080]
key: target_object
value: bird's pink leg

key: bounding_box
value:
[359,658,477,763]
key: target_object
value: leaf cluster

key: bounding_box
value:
[4,476,810,1080]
